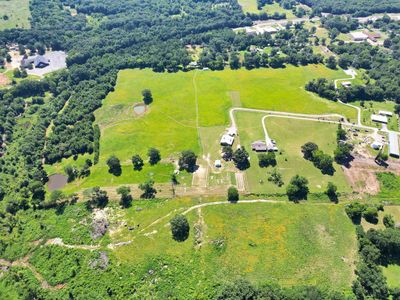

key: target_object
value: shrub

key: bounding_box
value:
[227,186,239,202]
[170,214,190,242]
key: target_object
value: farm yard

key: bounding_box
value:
[46,66,358,195]
[236,114,352,194]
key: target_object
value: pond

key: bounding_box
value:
[133,103,146,115]
[47,174,68,191]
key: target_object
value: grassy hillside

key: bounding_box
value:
[113,200,357,291]
[0,0,30,30]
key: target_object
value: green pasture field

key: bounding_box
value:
[237,0,295,18]
[113,200,357,291]
[47,66,357,194]
[382,264,400,289]
[235,113,351,194]
[0,0,30,30]
[361,205,400,231]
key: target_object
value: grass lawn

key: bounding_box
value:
[372,172,400,204]
[47,66,357,194]
[236,113,351,194]
[237,0,295,18]
[113,200,357,291]
[0,0,30,30]
[382,264,400,289]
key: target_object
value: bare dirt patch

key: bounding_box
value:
[0,73,10,86]
[343,153,400,195]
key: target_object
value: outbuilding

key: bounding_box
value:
[341,81,352,88]
[220,134,234,146]
[251,140,267,152]
[350,32,368,41]
[379,110,393,117]
[214,160,222,168]
[389,132,400,158]
[371,141,383,150]
[371,114,388,124]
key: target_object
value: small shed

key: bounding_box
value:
[341,81,352,88]
[220,134,234,146]
[214,160,222,168]
[251,140,267,152]
[371,141,383,150]
[371,114,388,124]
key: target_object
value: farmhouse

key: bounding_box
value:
[220,134,234,146]
[251,140,267,152]
[389,132,400,158]
[256,25,279,34]
[371,114,388,124]
[350,32,368,41]
[379,110,393,117]
[21,55,50,68]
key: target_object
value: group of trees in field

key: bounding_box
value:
[346,206,400,300]
[301,142,335,175]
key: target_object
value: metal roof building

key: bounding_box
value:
[389,132,400,158]
[371,114,388,124]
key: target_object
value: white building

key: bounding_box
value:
[371,114,388,124]
[220,134,234,146]
[389,132,400,158]
[350,32,368,41]
[379,110,393,117]
[341,81,352,88]
[214,160,222,168]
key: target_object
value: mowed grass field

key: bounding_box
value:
[48,66,357,193]
[236,113,351,194]
[237,0,296,18]
[112,200,357,290]
[0,0,30,30]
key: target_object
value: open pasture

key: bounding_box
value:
[48,66,357,194]
[113,200,357,290]
[0,0,30,30]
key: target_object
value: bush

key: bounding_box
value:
[170,214,190,242]
[363,207,379,224]
[286,175,309,201]
[258,152,276,168]
[116,186,132,208]
[383,214,395,228]
[106,155,121,176]
[345,202,366,224]
[227,186,239,202]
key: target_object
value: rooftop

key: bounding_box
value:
[371,114,388,124]
[389,132,399,157]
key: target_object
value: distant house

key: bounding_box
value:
[379,110,393,117]
[34,56,50,68]
[389,132,400,158]
[341,81,352,88]
[251,140,267,152]
[21,55,50,69]
[365,31,381,42]
[350,32,368,41]
[245,27,258,36]
[220,134,234,146]
[371,114,388,124]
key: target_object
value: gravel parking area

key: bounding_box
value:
[27,51,67,77]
